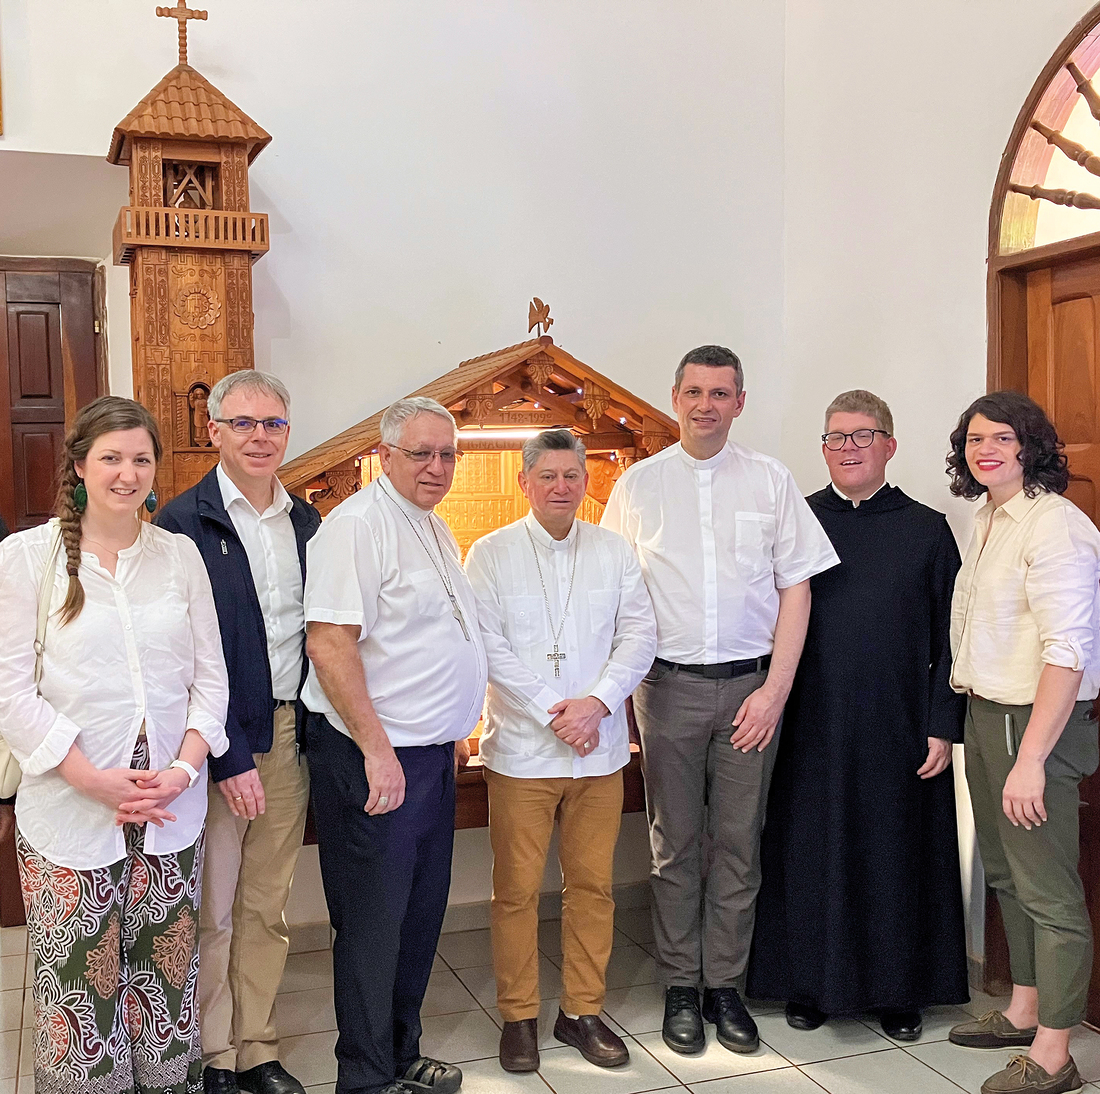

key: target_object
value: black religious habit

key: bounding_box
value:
[746,484,969,1014]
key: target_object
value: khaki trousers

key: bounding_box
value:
[486,767,623,1021]
[965,696,1099,1029]
[199,704,311,1071]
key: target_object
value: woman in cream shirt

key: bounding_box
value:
[946,390,1100,1094]
[0,396,228,1094]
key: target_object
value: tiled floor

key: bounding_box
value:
[6,917,1100,1093]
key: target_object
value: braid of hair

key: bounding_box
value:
[55,462,85,625]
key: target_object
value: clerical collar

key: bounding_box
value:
[676,440,731,471]
[524,510,579,551]
[378,472,433,521]
[831,481,887,508]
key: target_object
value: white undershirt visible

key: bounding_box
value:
[217,463,305,701]
[830,481,887,507]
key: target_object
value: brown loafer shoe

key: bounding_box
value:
[499,1019,540,1072]
[980,1055,1083,1093]
[949,1010,1037,1049]
[553,1010,630,1068]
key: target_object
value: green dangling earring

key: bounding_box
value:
[73,481,88,512]
[144,489,158,515]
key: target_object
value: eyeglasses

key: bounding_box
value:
[390,445,463,465]
[214,417,289,435]
[822,429,890,450]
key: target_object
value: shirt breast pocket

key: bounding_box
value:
[588,589,619,646]
[408,569,448,617]
[734,512,777,578]
[502,595,544,648]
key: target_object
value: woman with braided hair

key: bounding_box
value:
[0,395,229,1094]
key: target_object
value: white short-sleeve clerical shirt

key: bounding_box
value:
[302,474,487,747]
[601,441,839,663]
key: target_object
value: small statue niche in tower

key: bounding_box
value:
[189,383,212,447]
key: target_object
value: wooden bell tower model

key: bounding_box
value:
[108,1,271,499]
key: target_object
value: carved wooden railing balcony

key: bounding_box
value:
[113,206,270,264]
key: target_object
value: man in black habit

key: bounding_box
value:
[746,389,969,1041]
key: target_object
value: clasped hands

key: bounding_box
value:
[547,695,608,756]
[72,765,192,828]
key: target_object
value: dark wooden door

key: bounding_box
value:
[1025,258,1100,1023]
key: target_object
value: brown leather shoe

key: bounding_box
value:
[949,1011,1037,1049]
[499,1019,540,1073]
[980,1054,1083,1093]
[553,1010,630,1068]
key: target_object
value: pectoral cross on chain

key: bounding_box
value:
[448,593,471,641]
[546,644,567,678]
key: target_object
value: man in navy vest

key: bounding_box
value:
[157,370,320,1094]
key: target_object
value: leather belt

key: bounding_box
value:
[655,655,772,679]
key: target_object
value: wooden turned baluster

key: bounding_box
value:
[1067,62,1100,124]
[1009,182,1100,211]
[1030,120,1100,177]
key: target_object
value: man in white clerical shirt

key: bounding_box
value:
[465,430,657,1075]
[303,397,487,1094]
[601,345,839,1057]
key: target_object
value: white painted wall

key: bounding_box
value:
[3,0,1096,951]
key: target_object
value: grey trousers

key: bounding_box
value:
[965,696,1098,1029]
[633,661,779,988]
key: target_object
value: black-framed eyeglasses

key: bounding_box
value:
[214,416,289,435]
[822,429,890,450]
[390,445,463,465]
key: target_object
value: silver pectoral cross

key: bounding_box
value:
[448,593,471,641]
[547,644,567,677]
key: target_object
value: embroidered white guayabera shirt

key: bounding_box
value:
[950,488,1100,705]
[217,463,305,701]
[0,520,229,870]
[302,473,488,747]
[601,441,839,663]
[464,513,657,779]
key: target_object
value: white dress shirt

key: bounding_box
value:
[302,474,488,747]
[830,481,887,507]
[0,520,230,870]
[465,514,657,779]
[217,463,305,701]
[601,441,839,663]
[951,488,1100,705]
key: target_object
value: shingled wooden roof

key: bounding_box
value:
[107,64,271,164]
[279,335,679,495]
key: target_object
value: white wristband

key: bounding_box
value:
[170,759,201,789]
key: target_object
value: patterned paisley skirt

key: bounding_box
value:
[16,741,204,1094]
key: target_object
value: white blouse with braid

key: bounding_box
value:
[0,519,230,869]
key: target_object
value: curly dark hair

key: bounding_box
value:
[946,390,1068,500]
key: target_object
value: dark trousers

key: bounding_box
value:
[306,715,456,1094]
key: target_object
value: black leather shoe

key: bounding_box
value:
[663,986,705,1054]
[401,1056,463,1094]
[881,1009,922,1042]
[204,1068,240,1094]
[786,1000,828,1031]
[236,1063,305,1094]
[553,1010,629,1067]
[499,1019,540,1072]
[702,987,759,1053]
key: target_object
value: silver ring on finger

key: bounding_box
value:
[378,795,389,808]
[233,795,244,801]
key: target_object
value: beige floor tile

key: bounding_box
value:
[635,1030,789,1083]
[0,933,26,960]
[754,1012,891,1065]
[455,958,562,1008]
[0,995,21,1036]
[421,970,481,1017]
[861,1005,974,1045]
[0,960,23,994]
[602,945,659,992]
[432,954,446,973]
[279,950,334,994]
[687,1067,830,1091]
[1070,1025,1100,1083]
[303,1085,334,1094]
[960,990,1011,1020]
[435,929,494,970]
[802,1047,963,1093]
[537,919,564,958]
[614,908,656,947]
[418,1009,505,1065]
[535,1040,679,1094]
[14,1073,30,1094]
[17,1036,30,1077]
[0,1077,14,1094]
[905,1040,1021,1094]
[602,983,668,1036]
[20,996,29,1032]
[288,923,332,956]
[444,1055,550,1093]
[0,1033,17,1081]
[275,987,337,1038]
[277,1030,337,1088]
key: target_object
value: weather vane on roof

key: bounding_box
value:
[528,297,553,336]
[156,0,208,66]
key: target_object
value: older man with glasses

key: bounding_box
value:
[156,370,322,1094]
[303,397,488,1094]
[746,389,969,1040]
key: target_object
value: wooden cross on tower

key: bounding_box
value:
[156,0,208,66]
